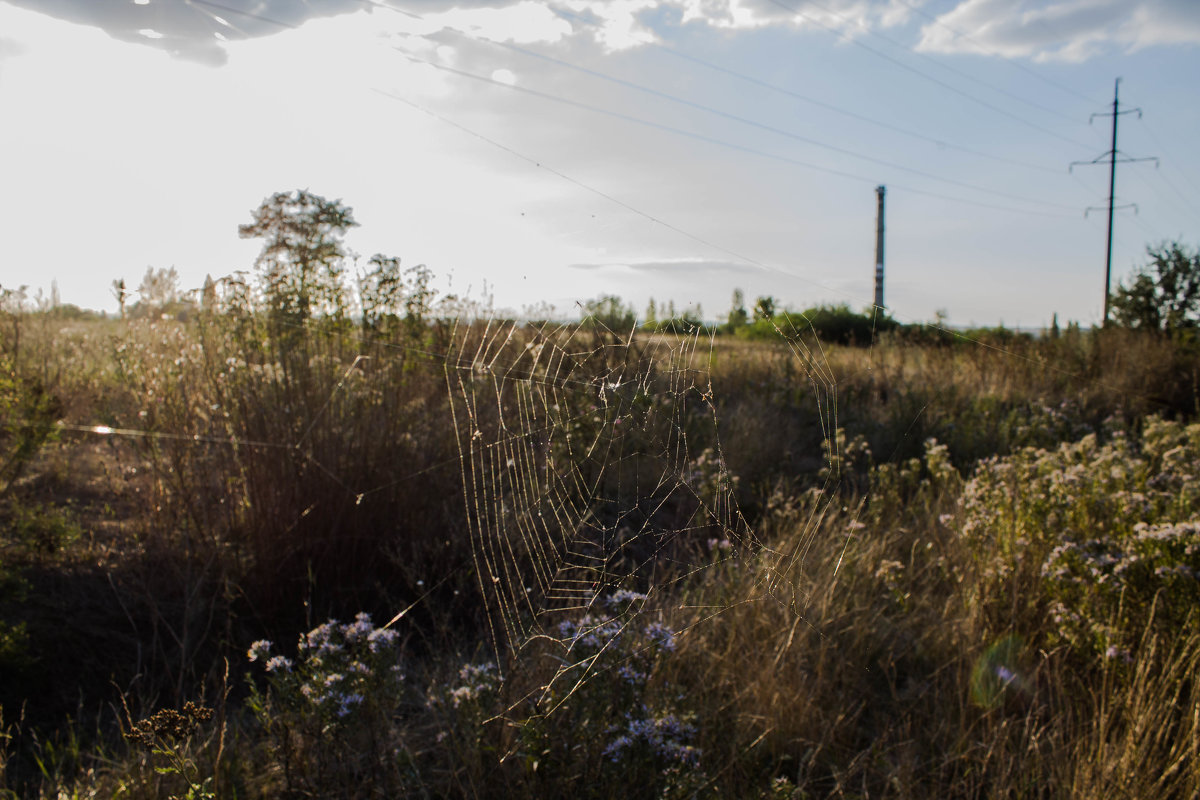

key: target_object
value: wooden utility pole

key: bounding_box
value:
[874,185,886,311]
[1070,78,1157,325]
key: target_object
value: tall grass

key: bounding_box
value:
[2,311,1199,797]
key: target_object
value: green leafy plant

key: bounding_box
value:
[1111,242,1200,334]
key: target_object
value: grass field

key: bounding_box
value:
[2,304,1199,798]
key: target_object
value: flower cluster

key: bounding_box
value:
[602,708,700,767]
[426,591,701,795]
[683,448,740,510]
[448,661,500,708]
[556,614,624,655]
[642,621,677,653]
[1006,399,1093,450]
[125,701,214,747]
[605,588,647,611]
[248,613,405,722]
[867,437,959,523]
[542,594,700,790]
[819,428,874,486]
[957,416,1200,657]
[554,591,679,686]
[707,537,733,553]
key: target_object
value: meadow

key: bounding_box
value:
[2,286,1200,798]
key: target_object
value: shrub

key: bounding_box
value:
[737,304,896,346]
[956,416,1200,658]
[1111,241,1200,334]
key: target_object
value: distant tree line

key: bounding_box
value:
[89,190,1199,347]
[586,240,1200,347]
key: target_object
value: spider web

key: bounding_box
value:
[444,313,843,693]
[49,299,846,717]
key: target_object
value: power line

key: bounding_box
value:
[382,88,1100,364]
[761,0,1095,151]
[1152,168,1200,220]
[787,0,1084,123]
[417,35,1080,211]
[529,4,1065,176]
[1069,169,1104,202]
[1128,166,1193,238]
[374,88,1084,352]
[644,44,1063,175]
[376,76,1069,269]
[887,0,1101,107]
[1130,209,1169,248]
[1134,120,1200,221]
[188,0,1078,220]
[394,45,1082,215]
[1139,122,1200,194]
[363,0,1075,189]
[369,87,785,276]
[372,0,1093,166]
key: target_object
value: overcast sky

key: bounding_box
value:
[1,0,1198,326]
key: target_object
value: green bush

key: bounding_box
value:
[736,304,896,346]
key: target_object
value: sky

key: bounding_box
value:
[0,0,1197,327]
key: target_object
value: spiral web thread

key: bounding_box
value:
[444,314,842,709]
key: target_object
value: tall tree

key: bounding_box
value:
[239,190,358,323]
[1111,242,1200,333]
[754,295,776,321]
[132,266,181,317]
[726,289,748,332]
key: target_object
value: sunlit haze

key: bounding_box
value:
[1,0,1198,326]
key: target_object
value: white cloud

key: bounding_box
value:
[1123,0,1200,50]
[424,2,572,45]
[916,0,1200,62]
[676,0,917,36]
[8,0,1198,69]
[562,0,660,50]
[491,67,517,84]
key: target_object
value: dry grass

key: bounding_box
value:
[3,313,1200,798]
